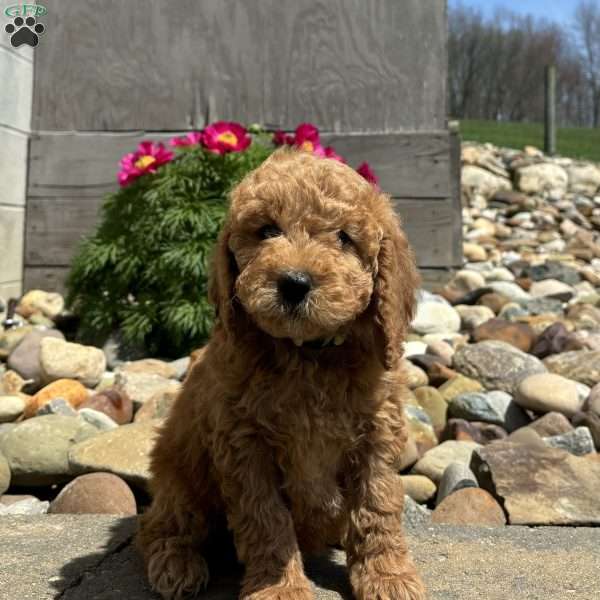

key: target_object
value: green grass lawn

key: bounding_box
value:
[459,119,600,163]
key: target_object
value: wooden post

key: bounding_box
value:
[544,65,556,155]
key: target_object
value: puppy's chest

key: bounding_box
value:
[255,382,360,495]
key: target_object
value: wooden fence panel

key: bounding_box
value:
[28,132,451,199]
[33,0,446,133]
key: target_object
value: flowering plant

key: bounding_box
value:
[68,122,377,357]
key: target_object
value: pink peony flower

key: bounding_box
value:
[273,129,295,146]
[202,121,251,154]
[293,122,321,153]
[324,146,345,163]
[356,162,379,186]
[169,131,204,147]
[118,141,174,187]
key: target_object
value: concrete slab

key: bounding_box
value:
[0,516,599,599]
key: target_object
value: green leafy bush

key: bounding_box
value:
[67,122,377,357]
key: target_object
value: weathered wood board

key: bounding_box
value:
[32,0,446,133]
[25,195,458,271]
[28,132,451,199]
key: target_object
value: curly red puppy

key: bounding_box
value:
[137,148,425,600]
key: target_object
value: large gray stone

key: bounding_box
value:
[40,338,106,388]
[472,442,600,525]
[453,340,547,393]
[68,421,159,488]
[7,329,65,385]
[0,415,99,486]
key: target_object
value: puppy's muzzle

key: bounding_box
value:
[277,270,313,308]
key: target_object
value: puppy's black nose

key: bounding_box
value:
[278,271,312,306]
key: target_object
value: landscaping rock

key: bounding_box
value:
[27,379,89,418]
[402,495,432,528]
[455,305,496,331]
[0,395,25,423]
[400,475,436,504]
[0,326,34,360]
[527,411,574,437]
[68,421,160,488]
[411,302,461,335]
[438,375,483,403]
[0,415,98,486]
[411,440,481,483]
[471,318,536,352]
[471,442,600,525]
[431,487,506,526]
[404,405,438,455]
[114,371,180,408]
[49,473,137,515]
[529,279,575,301]
[78,408,119,432]
[435,462,478,505]
[543,426,595,456]
[0,497,49,515]
[116,358,177,380]
[441,419,508,445]
[453,340,547,393]
[402,360,429,389]
[413,386,447,433]
[16,290,64,319]
[40,338,106,388]
[170,356,191,381]
[36,397,77,417]
[133,389,178,422]
[0,452,10,495]
[572,411,600,449]
[515,162,568,196]
[515,373,582,417]
[448,390,529,432]
[543,350,600,387]
[7,329,65,384]
[79,388,133,425]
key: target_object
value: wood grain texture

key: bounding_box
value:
[25,196,458,269]
[28,131,451,199]
[393,198,461,267]
[25,196,103,266]
[23,266,68,295]
[32,0,446,132]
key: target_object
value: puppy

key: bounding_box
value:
[137,148,425,600]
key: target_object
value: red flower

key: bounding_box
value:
[356,162,379,186]
[169,131,204,147]
[118,141,174,187]
[293,123,321,153]
[202,121,251,154]
[273,130,295,146]
[324,146,345,163]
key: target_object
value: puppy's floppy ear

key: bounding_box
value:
[208,219,240,335]
[372,203,420,370]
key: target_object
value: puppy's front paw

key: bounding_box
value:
[146,536,209,600]
[241,585,315,600]
[350,557,426,600]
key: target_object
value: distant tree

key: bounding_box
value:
[448,2,597,128]
[574,1,600,126]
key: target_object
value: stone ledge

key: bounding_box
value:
[1,516,599,599]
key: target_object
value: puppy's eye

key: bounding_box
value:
[338,230,353,246]
[258,224,282,239]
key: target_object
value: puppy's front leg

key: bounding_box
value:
[345,440,426,600]
[215,432,314,600]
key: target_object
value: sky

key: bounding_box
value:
[448,0,586,27]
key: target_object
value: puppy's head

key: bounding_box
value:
[209,148,419,370]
